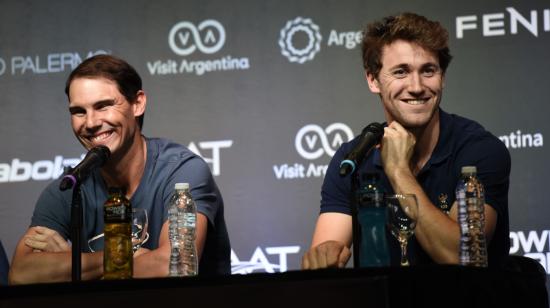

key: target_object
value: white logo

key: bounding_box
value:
[187,140,233,176]
[279,17,322,64]
[456,7,550,38]
[0,155,84,183]
[499,130,543,149]
[273,123,354,180]
[231,246,300,274]
[510,230,550,274]
[169,20,226,56]
[295,123,353,160]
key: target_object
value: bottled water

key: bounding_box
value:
[456,166,488,267]
[168,183,198,276]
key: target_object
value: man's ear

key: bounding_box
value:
[366,71,381,94]
[133,90,146,117]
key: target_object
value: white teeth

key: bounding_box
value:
[91,132,111,141]
[405,100,427,105]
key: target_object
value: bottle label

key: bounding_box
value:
[105,205,131,223]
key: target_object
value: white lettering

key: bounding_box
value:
[0,57,5,76]
[483,13,505,36]
[187,140,232,176]
[146,60,178,75]
[456,15,477,38]
[499,130,544,149]
[456,7,550,38]
[507,7,538,36]
[231,246,301,274]
[265,246,300,272]
[0,155,83,183]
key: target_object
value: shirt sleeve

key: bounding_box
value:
[30,179,72,240]
[320,143,353,215]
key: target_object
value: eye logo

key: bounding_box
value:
[279,17,322,64]
[168,20,226,56]
[295,123,354,160]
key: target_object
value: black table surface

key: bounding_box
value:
[0,265,548,308]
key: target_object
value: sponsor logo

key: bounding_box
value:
[0,139,232,183]
[279,17,363,64]
[187,140,233,176]
[231,245,300,274]
[510,230,550,274]
[279,17,322,64]
[499,130,543,149]
[0,155,84,183]
[456,7,550,38]
[168,20,226,56]
[273,123,354,180]
[147,20,250,76]
[3,50,109,76]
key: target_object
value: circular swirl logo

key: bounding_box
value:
[279,17,322,64]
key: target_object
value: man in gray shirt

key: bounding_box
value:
[9,55,230,283]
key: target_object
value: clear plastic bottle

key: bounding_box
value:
[168,183,198,276]
[456,166,488,267]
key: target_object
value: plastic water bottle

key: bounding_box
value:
[356,172,390,267]
[168,183,198,276]
[456,166,488,267]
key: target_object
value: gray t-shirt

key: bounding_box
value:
[31,137,230,275]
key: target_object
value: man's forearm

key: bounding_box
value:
[387,169,461,263]
[9,251,103,284]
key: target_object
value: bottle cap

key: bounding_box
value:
[175,183,189,190]
[461,166,477,174]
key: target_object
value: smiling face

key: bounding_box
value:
[68,77,145,158]
[367,40,444,129]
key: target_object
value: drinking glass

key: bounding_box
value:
[87,208,149,253]
[131,208,149,253]
[386,194,418,266]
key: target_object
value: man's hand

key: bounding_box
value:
[24,226,70,253]
[301,240,351,270]
[380,121,416,176]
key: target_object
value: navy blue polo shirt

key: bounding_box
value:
[320,108,511,266]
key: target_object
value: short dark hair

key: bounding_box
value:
[65,54,144,129]
[362,12,452,77]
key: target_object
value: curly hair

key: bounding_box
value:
[362,13,452,77]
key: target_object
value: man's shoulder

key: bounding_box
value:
[147,137,198,162]
[444,111,505,148]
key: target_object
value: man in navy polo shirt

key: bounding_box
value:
[302,13,510,268]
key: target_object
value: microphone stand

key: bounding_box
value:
[70,182,83,282]
[350,172,361,268]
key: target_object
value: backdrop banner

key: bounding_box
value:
[0,0,548,293]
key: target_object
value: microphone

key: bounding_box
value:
[339,122,384,177]
[59,146,111,191]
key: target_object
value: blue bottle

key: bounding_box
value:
[356,173,390,267]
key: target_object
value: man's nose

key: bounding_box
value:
[85,111,101,131]
[408,72,424,94]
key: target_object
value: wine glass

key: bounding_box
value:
[386,194,418,266]
[132,208,149,253]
